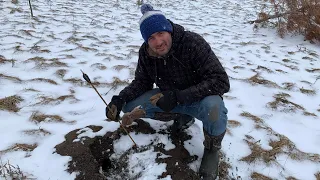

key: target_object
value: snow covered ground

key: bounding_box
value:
[0,0,319,179]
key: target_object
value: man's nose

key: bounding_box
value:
[154,37,162,46]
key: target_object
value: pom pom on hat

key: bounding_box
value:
[139,4,173,42]
[141,4,154,15]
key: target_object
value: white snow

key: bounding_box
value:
[1,0,320,179]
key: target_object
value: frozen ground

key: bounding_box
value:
[0,0,319,179]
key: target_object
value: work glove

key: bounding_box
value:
[106,96,124,121]
[155,90,178,112]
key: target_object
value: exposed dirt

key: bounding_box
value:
[55,119,229,180]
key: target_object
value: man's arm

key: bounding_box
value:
[119,50,154,103]
[177,35,230,104]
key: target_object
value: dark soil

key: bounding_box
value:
[55,119,231,180]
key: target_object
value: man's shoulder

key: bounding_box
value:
[179,31,208,49]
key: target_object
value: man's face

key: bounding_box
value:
[147,31,172,57]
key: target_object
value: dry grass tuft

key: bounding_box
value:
[64,78,83,86]
[282,82,296,90]
[0,159,29,179]
[276,69,287,73]
[0,95,23,112]
[253,0,320,42]
[111,77,130,87]
[0,143,37,154]
[113,65,129,71]
[22,88,39,92]
[0,56,15,65]
[305,68,320,73]
[55,69,67,78]
[247,73,279,88]
[267,93,305,112]
[223,95,237,100]
[300,87,316,95]
[0,73,22,83]
[34,95,78,105]
[30,111,64,124]
[233,66,245,70]
[286,176,298,180]
[26,56,68,69]
[76,44,98,52]
[303,111,317,117]
[315,172,320,180]
[240,112,263,123]
[257,65,273,73]
[271,61,299,71]
[251,172,272,180]
[9,7,23,14]
[23,128,51,136]
[227,120,242,128]
[29,78,58,85]
[90,63,107,70]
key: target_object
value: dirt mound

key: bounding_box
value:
[55,119,200,180]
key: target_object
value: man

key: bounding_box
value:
[106,4,230,180]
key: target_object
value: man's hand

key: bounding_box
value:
[155,90,178,112]
[106,96,124,121]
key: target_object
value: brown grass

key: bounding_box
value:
[91,63,107,70]
[113,65,129,71]
[251,172,272,180]
[0,56,15,65]
[34,95,78,105]
[240,112,263,123]
[267,93,305,112]
[303,111,317,117]
[257,65,273,73]
[241,133,320,165]
[247,74,280,88]
[282,82,295,90]
[22,88,39,92]
[30,111,64,124]
[0,143,37,154]
[227,120,242,128]
[29,78,58,85]
[0,73,22,83]
[23,128,51,136]
[55,69,67,78]
[25,56,68,69]
[286,176,298,180]
[305,68,320,73]
[76,44,98,52]
[233,66,245,70]
[111,77,130,87]
[223,95,237,100]
[0,159,29,179]
[271,61,299,71]
[255,0,320,42]
[275,69,287,73]
[64,78,84,86]
[300,87,316,95]
[315,172,320,180]
[0,95,23,112]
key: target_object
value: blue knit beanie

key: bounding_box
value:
[139,4,173,42]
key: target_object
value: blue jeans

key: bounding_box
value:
[122,89,228,136]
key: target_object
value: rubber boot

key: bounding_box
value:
[199,130,226,180]
[170,114,195,133]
